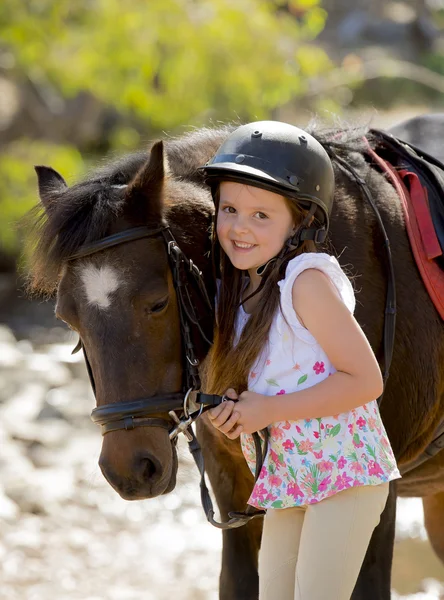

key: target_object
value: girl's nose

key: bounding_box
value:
[231,215,249,234]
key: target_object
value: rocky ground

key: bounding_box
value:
[1,287,444,600]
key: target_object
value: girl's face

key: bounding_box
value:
[217,181,295,274]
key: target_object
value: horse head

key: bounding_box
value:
[34,139,216,499]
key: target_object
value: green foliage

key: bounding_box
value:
[1,0,328,128]
[0,0,330,261]
[424,51,444,76]
[0,140,84,257]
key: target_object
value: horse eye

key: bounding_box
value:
[150,297,169,313]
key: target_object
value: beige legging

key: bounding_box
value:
[258,482,390,600]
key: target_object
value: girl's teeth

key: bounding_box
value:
[234,242,254,248]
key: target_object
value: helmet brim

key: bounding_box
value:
[201,163,296,195]
[200,164,328,226]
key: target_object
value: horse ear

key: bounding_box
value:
[35,166,68,211]
[126,141,169,219]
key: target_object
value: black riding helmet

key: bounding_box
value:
[199,121,335,246]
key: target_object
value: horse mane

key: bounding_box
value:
[24,126,234,295]
[24,120,373,296]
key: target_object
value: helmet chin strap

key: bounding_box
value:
[255,204,319,277]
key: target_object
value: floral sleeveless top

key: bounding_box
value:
[236,252,401,509]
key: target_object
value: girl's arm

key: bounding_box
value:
[208,268,384,438]
[268,268,383,422]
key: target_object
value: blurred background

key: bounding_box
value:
[1,1,444,598]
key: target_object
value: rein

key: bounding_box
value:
[331,144,397,402]
[68,224,267,529]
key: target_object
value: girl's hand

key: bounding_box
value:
[235,391,271,435]
[208,389,271,439]
[208,388,242,439]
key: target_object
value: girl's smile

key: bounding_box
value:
[232,240,257,252]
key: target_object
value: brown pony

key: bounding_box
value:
[26,118,444,599]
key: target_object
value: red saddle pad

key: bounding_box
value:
[367,144,444,321]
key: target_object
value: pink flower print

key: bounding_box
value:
[350,461,364,475]
[268,474,283,487]
[287,482,304,499]
[295,425,303,435]
[259,466,267,480]
[304,474,315,486]
[348,424,354,434]
[283,439,295,452]
[270,449,286,468]
[265,492,278,503]
[313,361,325,375]
[313,450,323,459]
[250,371,257,379]
[334,473,353,490]
[356,417,366,429]
[368,461,384,478]
[318,460,334,472]
[251,483,267,503]
[283,421,292,430]
[320,423,325,430]
[299,440,314,453]
[266,359,272,366]
[293,363,301,370]
[276,389,286,395]
[319,475,332,492]
[269,426,285,440]
[313,431,320,439]
[337,456,347,469]
[353,435,364,449]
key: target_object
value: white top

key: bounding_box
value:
[233,252,400,509]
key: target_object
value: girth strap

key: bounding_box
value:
[400,418,444,474]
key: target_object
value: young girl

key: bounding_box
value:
[200,121,400,600]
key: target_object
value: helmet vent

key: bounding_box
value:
[235,154,245,163]
[299,135,307,144]
[252,130,262,138]
[288,175,299,188]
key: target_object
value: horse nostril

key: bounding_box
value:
[141,458,156,479]
[134,453,160,482]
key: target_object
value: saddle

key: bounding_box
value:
[369,128,444,320]
[367,129,444,474]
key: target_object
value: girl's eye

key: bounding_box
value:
[220,206,268,219]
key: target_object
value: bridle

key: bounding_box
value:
[68,223,267,528]
[69,225,213,437]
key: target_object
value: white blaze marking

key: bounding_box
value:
[80,264,119,309]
